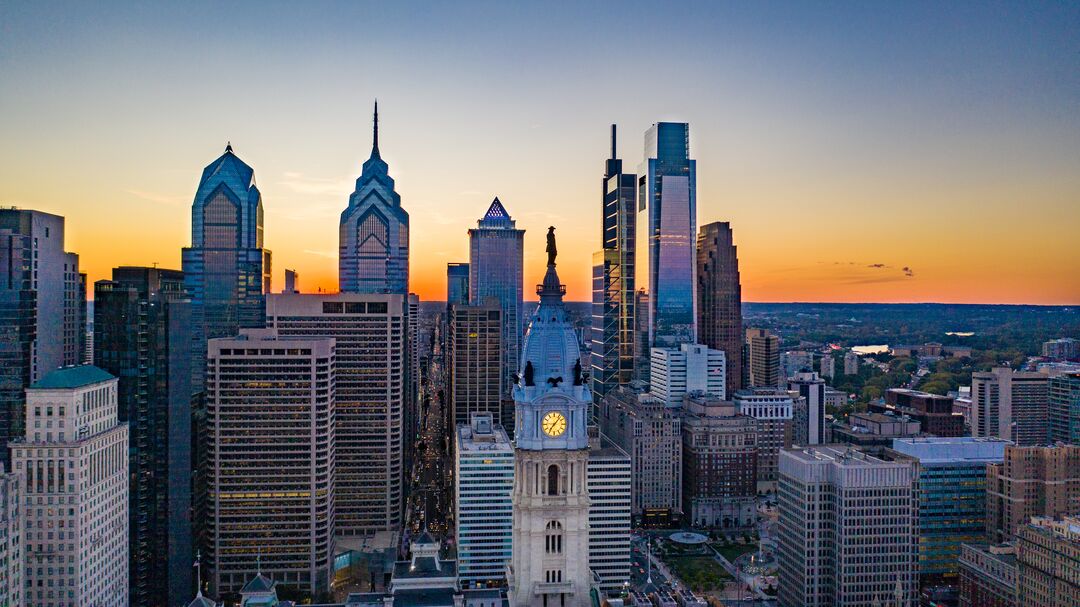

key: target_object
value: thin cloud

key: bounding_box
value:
[125,189,186,206]
[867,263,888,269]
[302,249,337,259]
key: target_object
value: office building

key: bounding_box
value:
[181,144,271,393]
[831,412,922,450]
[590,125,638,405]
[971,368,1050,445]
[958,543,1017,607]
[283,268,299,293]
[455,414,514,588]
[681,395,757,528]
[788,371,826,446]
[779,351,814,385]
[633,290,651,384]
[696,221,742,398]
[0,466,21,607]
[733,388,793,493]
[872,388,966,437]
[0,209,84,463]
[891,343,973,359]
[405,292,421,490]
[599,387,682,522]
[469,198,524,397]
[843,351,860,375]
[746,328,779,387]
[11,365,129,606]
[1041,338,1079,360]
[267,293,406,536]
[985,443,1080,543]
[636,122,697,349]
[204,330,335,596]
[587,434,631,595]
[449,301,503,427]
[889,438,1009,585]
[778,446,918,607]
[820,355,835,380]
[1015,515,1080,607]
[508,232,593,607]
[93,266,193,607]
[650,343,725,408]
[340,101,409,294]
[1048,373,1080,445]
[447,263,470,309]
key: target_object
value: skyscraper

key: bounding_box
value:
[590,125,638,403]
[181,144,272,392]
[0,209,84,463]
[0,465,22,607]
[734,388,794,493]
[455,413,514,588]
[469,197,524,396]
[11,365,130,606]
[680,395,757,529]
[649,343,725,408]
[340,101,409,294]
[985,443,1080,543]
[94,266,193,607]
[971,367,1050,445]
[204,330,335,596]
[446,262,470,310]
[696,221,741,398]
[448,300,503,427]
[1048,372,1080,445]
[788,371,826,446]
[746,328,780,388]
[586,436,632,595]
[637,122,697,350]
[267,293,406,536]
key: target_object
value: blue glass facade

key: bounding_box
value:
[181,144,271,392]
[1049,373,1080,445]
[469,198,524,396]
[447,262,470,310]
[340,102,409,294]
[637,122,696,350]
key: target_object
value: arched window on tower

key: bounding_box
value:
[547,464,559,496]
[545,521,563,554]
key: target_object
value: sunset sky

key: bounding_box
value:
[2,2,1078,304]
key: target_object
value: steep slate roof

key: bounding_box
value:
[30,365,114,389]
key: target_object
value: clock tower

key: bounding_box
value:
[509,227,592,607]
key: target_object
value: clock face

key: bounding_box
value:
[541,411,567,437]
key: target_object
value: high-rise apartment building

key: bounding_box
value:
[11,366,129,606]
[446,263,470,309]
[746,328,779,388]
[448,301,503,427]
[958,543,1017,607]
[455,413,514,588]
[204,330,335,596]
[339,102,409,295]
[1042,337,1079,360]
[0,466,22,607]
[779,351,814,386]
[819,355,835,380]
[788,371,826,446]
[599,387,682,522]
[587,434,632,595]
[1048,372,1080,445]
[469,198,524,397]
[681,395,757,528]
[734,388,794,493]
[971,368,1050,445]
[94,266,193,607]
[696,221,742,398]
[283,268,299,293]
[637,122,697,349]
[181,144,271,393]
[1015,515,1080,607]
[985,443,1080,543]
[843,351,860,376]
[266,293,406,536]
[889,438,1009,585]
[778,446,919,607]
[649,343,725,408]
[591,125,638,404]
[0,209,84,463]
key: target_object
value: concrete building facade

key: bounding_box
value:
[733,388,793,493]
[971,368,1050,446]
[681,396,757,528]
[649,343,725,408]
[455,414,514,588]
[985,443,1080,543]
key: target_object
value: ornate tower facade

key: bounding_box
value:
[509,228,592,607]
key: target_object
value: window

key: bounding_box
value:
[547,465,559,496]
[545,520,563,554]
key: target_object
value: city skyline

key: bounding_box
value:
[2,2,1079,306]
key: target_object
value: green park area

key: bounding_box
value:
[664,556,731,593]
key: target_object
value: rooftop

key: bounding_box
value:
[30,365,114,390]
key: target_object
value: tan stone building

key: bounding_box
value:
[1015,516,1080,607]
[985,443,1080,543]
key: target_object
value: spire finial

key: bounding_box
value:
[373,99,379,152]
[611,124,616,160]
[194,550,203,597]
[256,546,262,574]
[225,141,233,153]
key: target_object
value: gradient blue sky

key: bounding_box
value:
[2,1,1078,302]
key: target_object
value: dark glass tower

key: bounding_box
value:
[590,125,638,405]
[696,221,742,398]
[637,122,697,350]
[181,144,271,392]
[94,267,193,607]
[340,101,410,294]
[446,262,470,310]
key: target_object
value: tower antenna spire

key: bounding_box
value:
[611,124,616,159]
[373,99,379,152]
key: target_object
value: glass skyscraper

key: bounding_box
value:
[696,221,742,398]
[446,262,470,309]
[181,143,271,392]
[469,197,524,396]
[340,101,409,294]
[94,267,193,607]
[637,122,697,349]
[590,125,638,405]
